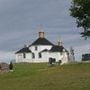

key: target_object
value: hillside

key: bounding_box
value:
[0,63,90,90]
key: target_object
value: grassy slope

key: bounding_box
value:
[0,63,90,90]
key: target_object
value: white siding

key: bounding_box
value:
[26,53,32,59]
[29,45,52,52]
[49,52,69,64]
[41,52,49,62]
[49,52,63,62]
[16,53,23,62]
[61,52,69,65]
[29,45,52,60]
[16,53,32,63]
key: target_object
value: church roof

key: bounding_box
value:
[30,38,54,46]
[16,47,31,54]
[49,45,64,52]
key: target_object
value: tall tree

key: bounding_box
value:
[70,0,90,38]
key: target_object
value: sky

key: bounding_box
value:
[0,0,90,63]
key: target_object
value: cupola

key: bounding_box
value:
[39,32,45,38]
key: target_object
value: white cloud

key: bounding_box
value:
[75,44,90,54]
[0,51,15,63]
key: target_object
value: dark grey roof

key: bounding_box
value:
[50,45,64,52]
[30,38,54,46]
[16,47,31,54]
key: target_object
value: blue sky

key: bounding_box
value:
[0,0,90,63]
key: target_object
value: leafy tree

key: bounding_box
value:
[70,0,90,38]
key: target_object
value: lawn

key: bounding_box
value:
[0,63,90,90]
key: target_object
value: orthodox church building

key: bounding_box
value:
[15,32,69,65]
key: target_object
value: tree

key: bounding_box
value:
[9,61,13,71]
[70,0,90,38]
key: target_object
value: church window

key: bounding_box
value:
[23,53,26,58]
[32,53,35,58]
[35,46,38,51]
[39,53,42,58]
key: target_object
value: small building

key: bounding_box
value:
[82,53,90,61]
[15,32,69,65]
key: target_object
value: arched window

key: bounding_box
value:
[23,53,26,58]
[39,53,42,58]
[35,46,38,51]
[32,53,35,58]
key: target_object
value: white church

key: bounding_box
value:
[15,32,69,65]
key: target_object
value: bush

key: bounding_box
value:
[9,62,13,70]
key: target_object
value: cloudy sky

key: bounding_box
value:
[0,0,90,63]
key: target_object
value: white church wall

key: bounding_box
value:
[16,53,23,63]
[26,53,32,59]
[42,52,49,62]
[49,52,69,65]
[29,45,52,52]
[61,52,69,65]
[16,53,33,63]
[15,52,69,64]
[49,52,63,62]
[31,52,49,63]
[29,45,52,60]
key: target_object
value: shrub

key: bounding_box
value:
[9,62,13,70]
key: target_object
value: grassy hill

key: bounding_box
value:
[0,63,90,90]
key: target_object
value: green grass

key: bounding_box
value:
[0,63,90,90]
